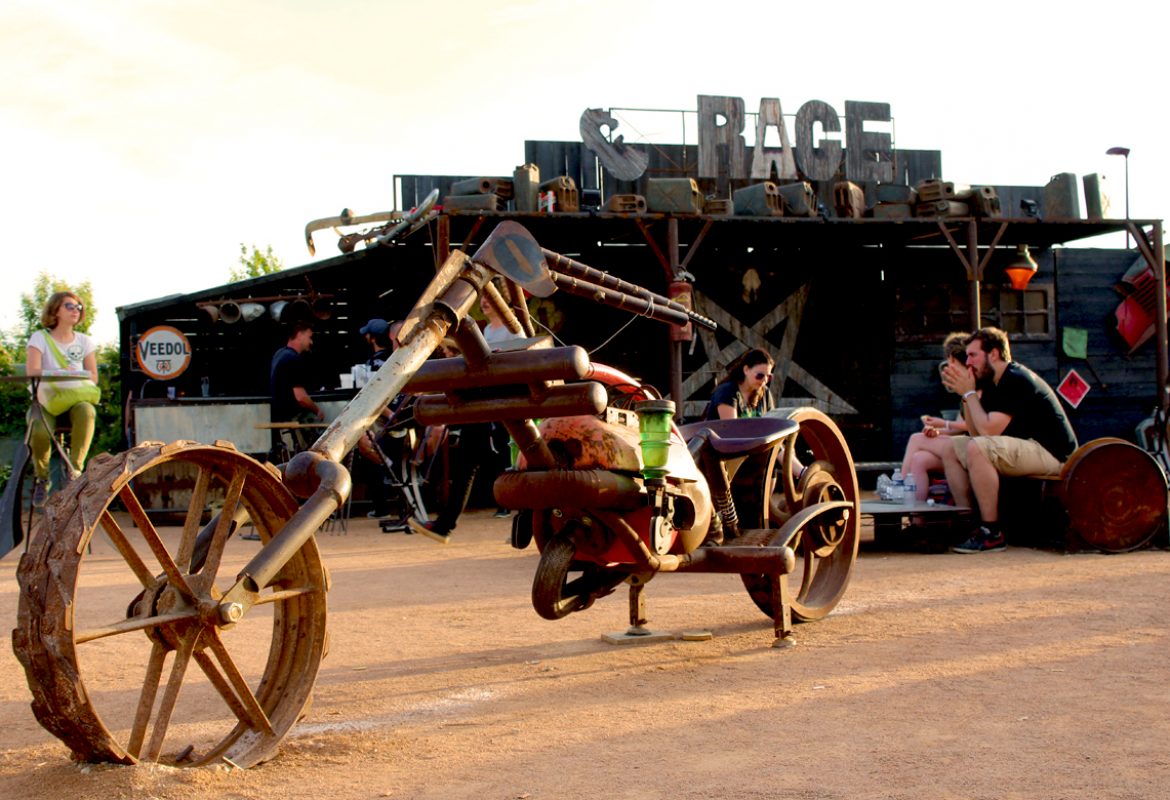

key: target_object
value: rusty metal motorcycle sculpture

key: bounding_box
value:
[12,221,859,770]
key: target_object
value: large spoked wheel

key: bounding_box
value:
[13,441,328,769]
[742,408,860,622]
[531,526,624,621]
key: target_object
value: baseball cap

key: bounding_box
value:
[360,318,389,337]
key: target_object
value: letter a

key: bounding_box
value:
[750,98,797,181]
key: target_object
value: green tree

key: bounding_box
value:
[91,342,123,456]
[230,244,283,283]
[0,328,24,439]
[19,274,95,339]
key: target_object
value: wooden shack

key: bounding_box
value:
[117,99,1167,479]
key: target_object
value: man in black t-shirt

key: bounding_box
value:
[269,320,324,455]
[940,326,1077,553]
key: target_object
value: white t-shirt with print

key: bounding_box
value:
[27,329,97,407]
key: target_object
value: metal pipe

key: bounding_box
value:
[667,218,684,417]
[311,318,451,465]
[494,470,644,511]
[545,271,697,328]
[505,279,536,336]
[405,346,590,393]
[1155,222,1168,416]
[541,247,716,330]
[450,310,492,369]
[967,220,981,329]
[482,280,524,336]
[237,455,351,592]
[673,545,796,575]
[502,419,554,469]
[413,382,607,425]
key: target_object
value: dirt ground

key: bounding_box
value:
[2,509,1169,800]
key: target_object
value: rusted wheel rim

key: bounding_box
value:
[742,408,860,622]
[1062,439,1168,553]
[13,441,328,768]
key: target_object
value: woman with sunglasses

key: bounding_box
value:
[705,348,775,420]
[25,291,100,506]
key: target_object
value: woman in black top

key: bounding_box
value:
[705,349,774,420]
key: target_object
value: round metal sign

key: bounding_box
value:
[135,325,192,380]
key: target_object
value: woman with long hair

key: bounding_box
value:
[705,348,775,420]
[25,290,100,505]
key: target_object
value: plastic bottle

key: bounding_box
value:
[876,473,892,500]
[890,468,905,503]
[903,471,917,505]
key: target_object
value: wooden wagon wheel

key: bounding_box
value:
[13,441,328,769]
[741,408,860,622]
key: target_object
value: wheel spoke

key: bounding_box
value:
[253,585,320,605]
[99,510,158,590]
[799,543,817,602]
[143,629,199,762]
[128,640,169,758]
[75,610,198,644]
[198,628,275,735]
[177,466,212,570]
[193,468,247,592]
[118,484,199,605]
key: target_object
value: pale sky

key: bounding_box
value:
[3,0,1167,345]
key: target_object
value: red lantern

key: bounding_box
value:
[1005,244,1038,290]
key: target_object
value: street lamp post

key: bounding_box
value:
[1106,146,1131,248]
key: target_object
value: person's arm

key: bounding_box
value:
[293,386,324,419]
[26,344,43,377]
[921,414,967,435]
[959,391,1010,436]
[716,403,737,420]
[83,351,98,384]
[942,363,1010,437]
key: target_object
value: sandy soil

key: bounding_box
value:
[2,510,1169,800]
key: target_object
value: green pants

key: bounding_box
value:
[29,402,96,480]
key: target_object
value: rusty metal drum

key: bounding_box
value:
[1059,438,1168,553]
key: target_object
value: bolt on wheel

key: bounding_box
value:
[13,440,328,768]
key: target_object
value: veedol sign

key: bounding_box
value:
[135,325,192,380]
[581,95,894,184]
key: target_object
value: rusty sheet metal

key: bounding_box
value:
[1061,437,1169,552]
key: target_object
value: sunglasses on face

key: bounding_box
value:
[753,371,772,381]
[63,302,84,312]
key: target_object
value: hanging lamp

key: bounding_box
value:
[1005,244,1038,290]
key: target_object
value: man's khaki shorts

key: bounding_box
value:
[949,435,1063,477]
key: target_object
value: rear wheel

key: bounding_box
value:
[742,408,860,622]
[531,525,624,620]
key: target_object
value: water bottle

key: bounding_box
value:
[876,473,892,500]
[903,472,917,505]
[890,468,905,503]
